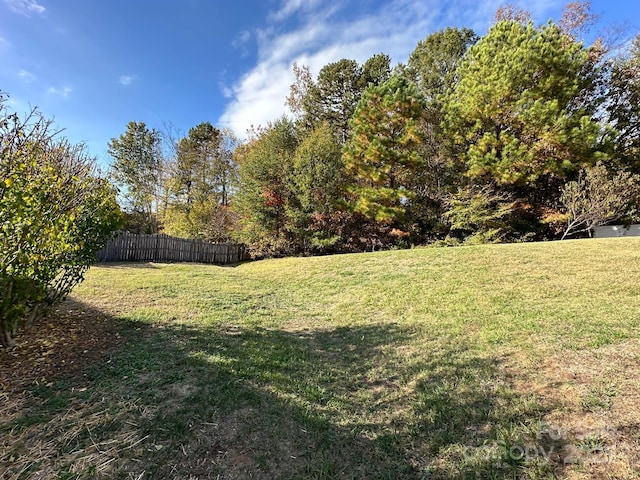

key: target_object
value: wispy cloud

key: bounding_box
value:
[231,30,252,57]
[217,69,234,99]
[219,0,562,137]
[47,85,73,98]
[232,30,251,47]
[18,69,36,83]
[119,75,136,86]
[268,0,323,22]
[221,85,234,99]
[219,0,433,136]
[3,0,46,17]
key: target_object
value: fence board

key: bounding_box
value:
[96,233,248,265]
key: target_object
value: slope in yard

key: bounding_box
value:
[1,239,639,479]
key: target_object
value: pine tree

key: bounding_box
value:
[343,76,426,228]
[442,20,602,187]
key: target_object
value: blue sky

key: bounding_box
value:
[1,0,638,168]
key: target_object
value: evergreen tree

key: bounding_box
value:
[442,20,602,187]
[406,27,477,102]
[441,19,605,241]
[291,54,391,144]
[343,75,426,237]
[306,59,363,144]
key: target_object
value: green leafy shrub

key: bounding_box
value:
[0,94,122,347]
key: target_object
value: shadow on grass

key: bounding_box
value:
[95,260,249,269]
[1,298,565,480]
[94,261,161,269]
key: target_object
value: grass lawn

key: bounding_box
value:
[1,238,640,479]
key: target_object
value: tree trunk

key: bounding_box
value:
[25,303,40,328]
[561,219,581,240]
[0,320,16,348]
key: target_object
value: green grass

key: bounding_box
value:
[2,238,640,479]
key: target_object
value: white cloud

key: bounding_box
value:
[47,85,73,98]
[268,0,324,22]
[219,63,293,135]
[231,30,252,57]
[219,82,233,99]
[219,0,562,138]
[18,69,36,83]
[232,29,251,48]
[3,0,46,17]
[119,75,135,86]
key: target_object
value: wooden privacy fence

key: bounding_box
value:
[96,233,249,265]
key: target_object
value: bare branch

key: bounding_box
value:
[494,4,532,24]
[560,163,639,239]
[558,1,599,40]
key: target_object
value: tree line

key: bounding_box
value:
[109,2,640,257]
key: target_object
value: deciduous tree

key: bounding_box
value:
[606,35,640,172]
[108,121,162,233]
[445,186,520,244]
[560,162,639,239]
[233,118,300,256]
[292,122,346,252]
[164,122,238,242]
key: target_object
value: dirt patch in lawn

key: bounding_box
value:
[0,298,121,399]
[510,340,640,479]
[0,298,139,479]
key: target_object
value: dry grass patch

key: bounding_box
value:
[509,339,640,479]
